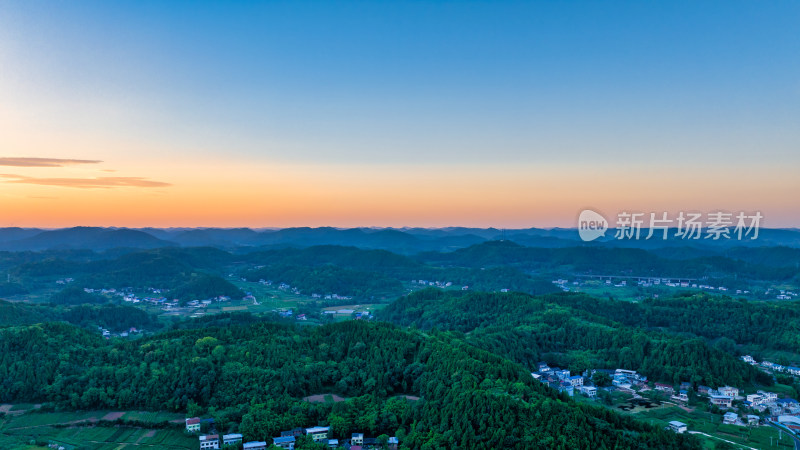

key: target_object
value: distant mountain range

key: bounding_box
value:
[1,226,799,253]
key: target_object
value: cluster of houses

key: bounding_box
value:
[667,413,759,435]
[609,368,648,391]
[186,419,398,450]
[271,428,399,450]
[55,277,74,285]
[276,308,372,322]
[531,363,596,398]
[254,277,355,301]
[322,309,374,320]
[655,380,800,426]
[551,278,751,296]
[84,285,241,308]
[97,325,141,339]
[766,288,797,300]
[741,354,800,377]
[534,361,800,422]
[411,280,453,288]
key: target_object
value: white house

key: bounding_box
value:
[579,385,597,398]
[305,427,330,443]
[741,355,756,365]
[185,417,201,433]
[243,442,268,450]
[199,435,220,450]
[668,421,687,434]
[718,386,739,398]
[223,434,243,446]
[759,390,778,403]
[747,393,765,405]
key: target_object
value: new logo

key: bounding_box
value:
[578,209,608,242]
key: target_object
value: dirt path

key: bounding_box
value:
[688,431,758,450]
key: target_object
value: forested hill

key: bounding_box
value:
[0,319,698,449]
[378,290,770,388]
[0,300,160,332]
[541,292,800,357]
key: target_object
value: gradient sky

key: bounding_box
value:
[1,1,798,228]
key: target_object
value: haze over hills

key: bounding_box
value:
[2,226,800,253]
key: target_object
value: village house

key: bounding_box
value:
[668,421,687,434]
[223,434,243,446]
[788,366,800,376]
[185,417,201,433]
[199,435,220,450]
[709,394,733,408]
[579,385,597,398]
[272,435,295,450]
[741,355,757,365]
[746,393,766,405]
[568,375,584,387]
[723,412,739,425]
[305,426,330,443]
[777,398,800,413]
[351,433,364,445]
[243,442,268,450]
[555,369,571,380]
[718,386,739,398]
[697,385,711,395]
[759,390,778,403]
[671,390,688,403]
[654,383,674,395]
[281,428,304,437]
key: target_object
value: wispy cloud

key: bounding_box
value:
[0,174,171,189]
[0,157,102,167]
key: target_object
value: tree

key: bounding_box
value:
[187,400,204,418]
[593,372,613,387]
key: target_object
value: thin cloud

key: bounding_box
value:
[0,174,171,189]
[0,157,102,167]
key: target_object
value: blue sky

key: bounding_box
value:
[1,1,798,227]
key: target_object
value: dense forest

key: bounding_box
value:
[243,264,403,299]
[168,273,244,302]
[0,319,699,449]
[378,290,772,388]
[0,300,161,332]
[544,292,800,358]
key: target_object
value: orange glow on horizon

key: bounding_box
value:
[1,159,797,228]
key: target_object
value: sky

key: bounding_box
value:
[0,1,798,228]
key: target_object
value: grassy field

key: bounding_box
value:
[0,410,194,450]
